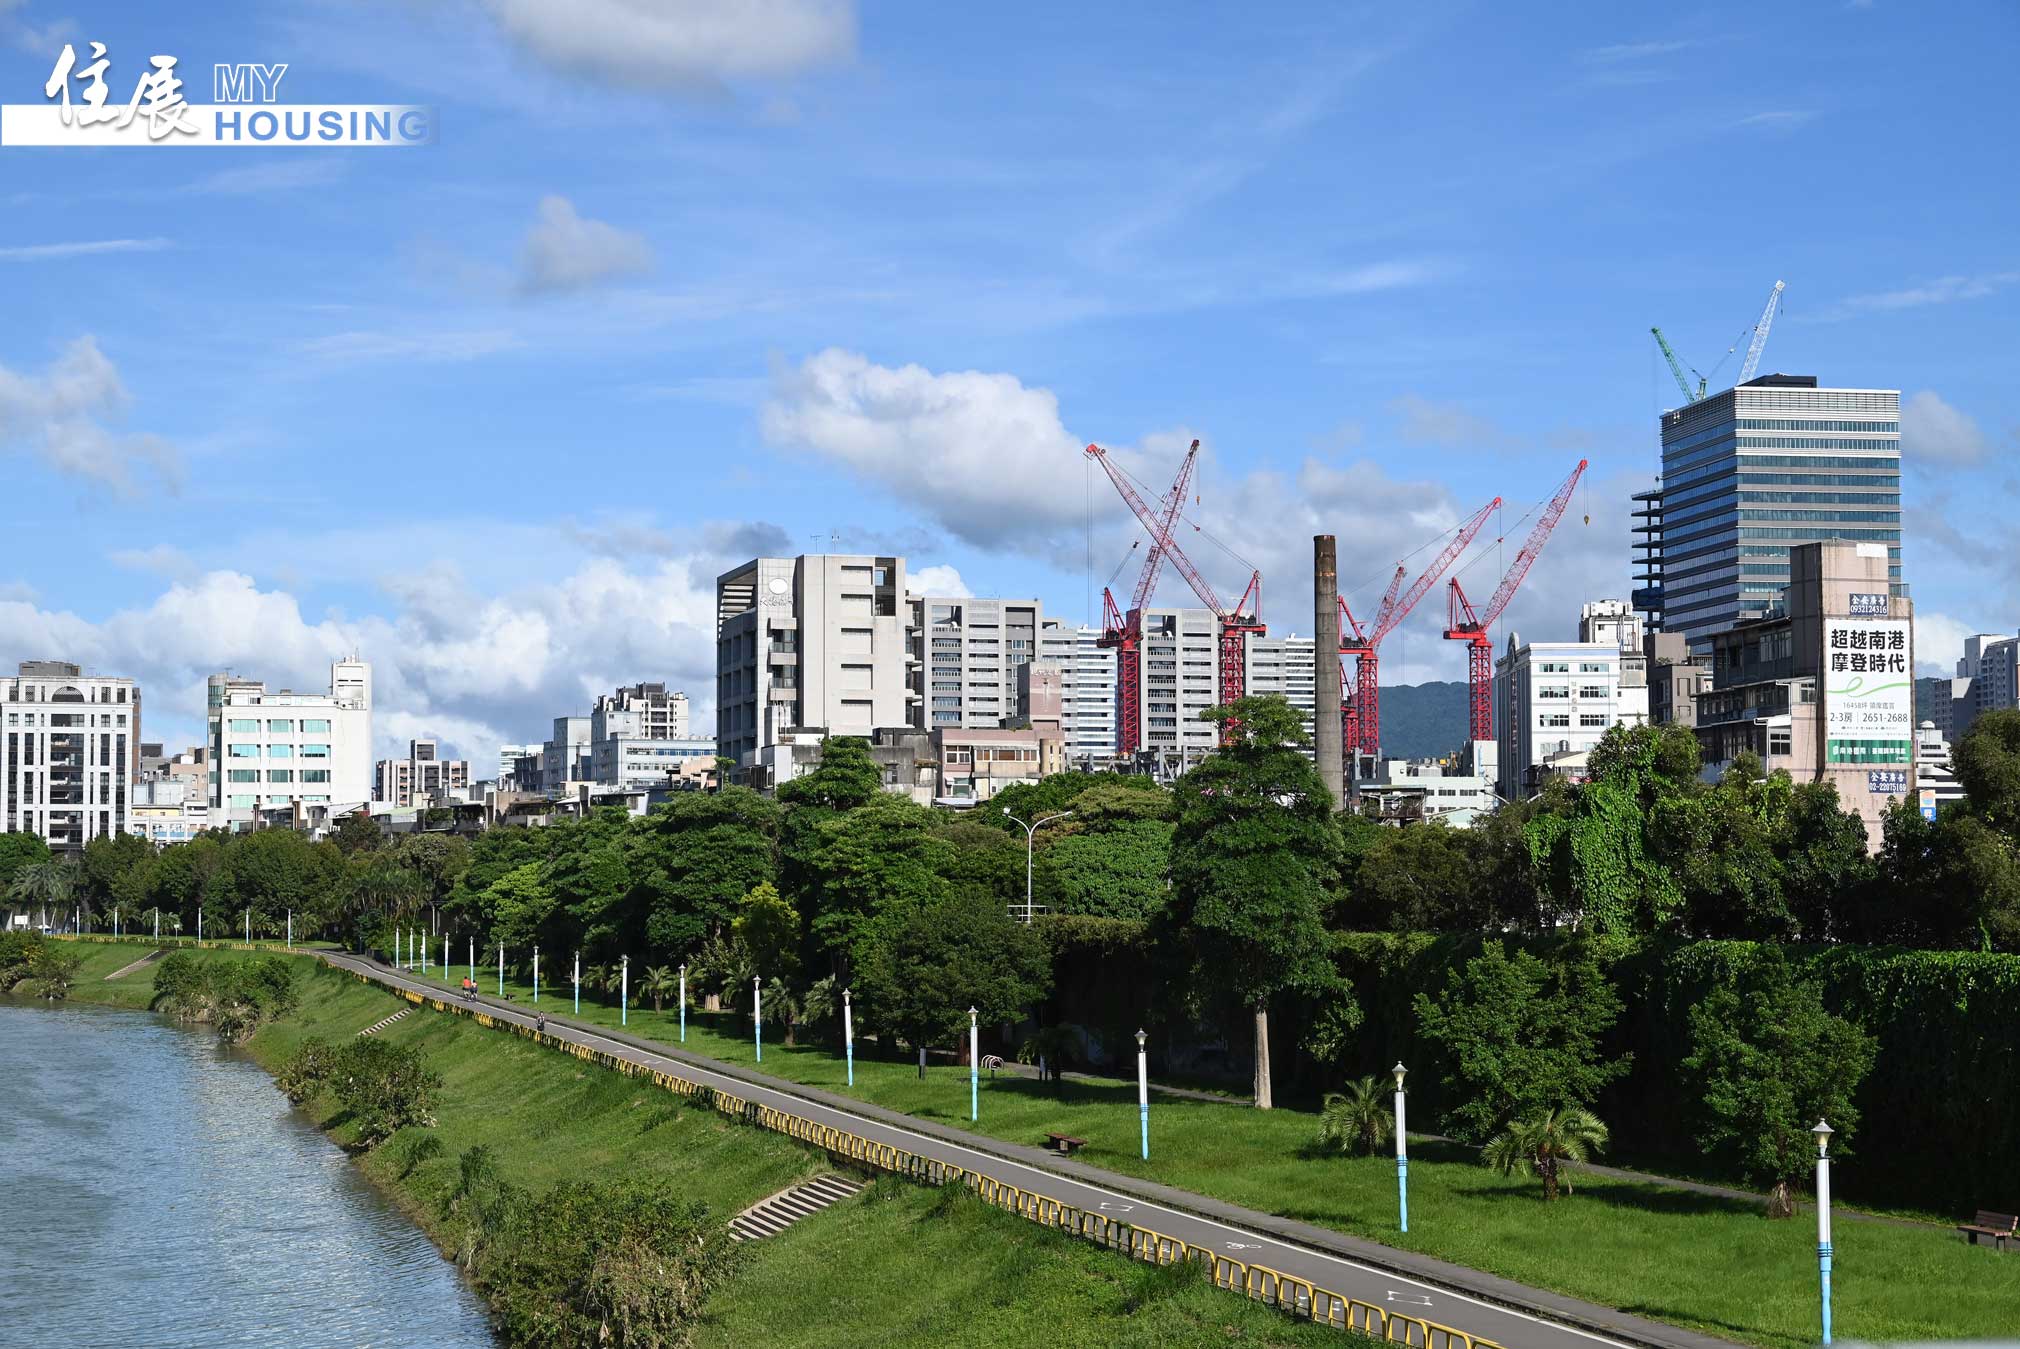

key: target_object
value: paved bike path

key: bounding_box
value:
[328,951,1736,1349]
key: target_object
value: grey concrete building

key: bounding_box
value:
[1039,622,1119,763]
[914,595,1043,731]
[1139,607,1222,773]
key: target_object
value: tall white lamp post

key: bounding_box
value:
[968,1007,980,1121]
[1815,1120,1834,1346]
[752,976,762,1060]
[1393,1062,1410,1233]
[1001,808,1072,923]
[1136,1029,1150,1160]
[574,951,581,1015]
[532,945,539,1004]
[620,954,629,1027]
[842,987,854,1086]
[678,963,686,1041]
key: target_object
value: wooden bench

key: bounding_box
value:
[1045,1132,1088,1156]
[1957,1210,2017,1251]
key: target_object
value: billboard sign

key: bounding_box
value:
[1824,619,1912,766]
[1848,592,1889,617]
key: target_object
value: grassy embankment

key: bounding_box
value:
[456,963,2020,1349]
[24,941,1354,1348]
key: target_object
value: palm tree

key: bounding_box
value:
[1482,1106,1609,1202]
[1316,1077,1393,1157]
[584,963,616,1005]
[9,861,74,931]
[764,976,802,1046]
[639,965,676,1013]
[800,975,839,1042]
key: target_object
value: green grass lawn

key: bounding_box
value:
[26,946,1388,1346]
[36,938,318,1009]
[460,970,2020,1349]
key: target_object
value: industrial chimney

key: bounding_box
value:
[1314,534,1343,807]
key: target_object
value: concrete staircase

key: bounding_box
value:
[730,1174,862,1242]
[357,1008,411,1037]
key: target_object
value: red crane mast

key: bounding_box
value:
[1096,440,1200,755]
[1086,443,1263,743]
[1340,495,1500,760]
[1443,459,1589,743]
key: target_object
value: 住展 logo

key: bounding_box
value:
[1,41,433,147]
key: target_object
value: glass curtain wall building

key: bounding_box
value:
[1644,375,1901,647]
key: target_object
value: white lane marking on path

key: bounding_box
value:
[1097,1202,1134,1212]
[356,959,1639,1349]
[1225,1241,1262,1251]
[1388,1291,1435,1306]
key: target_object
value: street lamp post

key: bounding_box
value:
[620,954,630,1027]
[574,951,581,1015]
[497,942,504,997]
[468,936,474,988]
[1001,808,1072,923]
[969,1007,980,1121]
[442,936,448,982]
[753,976,762,1061]
[1136,1029,1150,1160]
[1815,1120,1835,1346]
[843,987,854,1086]
[286,909,292,950]
[532,945,539,1004]
[1393,1062,1410,1233]
[153,909,159,940]
[244,908,250,948]
[678,963,687,1042]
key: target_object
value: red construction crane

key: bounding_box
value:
[1443,459,1590,743]
[1086,443,1264,743]
[1096,440,1201,754]
[1338,495,1500,760]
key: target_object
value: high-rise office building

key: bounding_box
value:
[1,660,138,854]
[374,738,471,807]
[1634,375,1901,646]
[207,658,372,824]
[914,595,1044,730]
[1038,622,1119,761]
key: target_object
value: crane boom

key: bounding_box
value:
[1737,280,1786,385]
[1371,496,1501,646]
[1477,460,1587,629]
[1127,439,1199,615]
[1085,443,1228,617]
[1651,326,1702,404]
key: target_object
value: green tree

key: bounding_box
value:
[630,787,779,956]
[1316,1076,1393,1157]
[856,891,1051,1078]
[1349,821,1491,932]
[638,964,677,1013]
[212,829,344,935]
[731,882,800,982]
[1482,1106,1610,1202]
[77,832,153,910]
[988,771,1163,834]
[1033,781,1176,921]
[1158,694,1343,1109]
[480,862,556,953]
[333,810,382,855]
[777,736,882,927]
[25,940,81,999]
[7,859,75,929]
[1682,948,1878,1216]
[802,794,953,980]
[1412,941,1631,1143]
[0,831,52,892]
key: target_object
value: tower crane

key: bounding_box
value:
[1442,460,1589,744]
[1095,440,1200,755]
[1737,279,1786,385]
[1339,495,1500,761]
[1086,443,1264,744]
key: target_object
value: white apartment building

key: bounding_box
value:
[1247,633,1317,743]
[1494,609,1650,799]
[590,735,717,790]
[497,743,540,787]
[1140,607,1222,769]
[1,660,137,854]
[541,716,591,792]
[207,658,372,825]
[915,595,1044,731]
[1039,622,1119,762]
[129,776,210,845]
[1915,721,1964,819]
[1357,743,1499,824]
[593,682,690,739]
[716,555,913,766]
[374,738,472,807]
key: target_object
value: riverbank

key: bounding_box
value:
[24,941,1353,1347]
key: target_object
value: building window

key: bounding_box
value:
[1578,686,1609,699]
[229,794,256,808]
[268,770,294,784]
[1578,663,1609,673]
[268,719,294,733]
[229,719,259,732]
[267,744,293,759]
[302,719,330,732]
[228,769,259,783]
[1579,714,1608,728]
[300,744,329,758]
[228,744,260,758]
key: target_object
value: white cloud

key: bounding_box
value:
[1388,393,1512,449]
[0,336,181,493]
[1735,109,1817,129]
[1913,611,1989,679]
[477,0,854,91]
[109,545,199,580]
[1901,390,1988,467]
[297,328,522,363]
[516,195,653,294]
[761,348,1094,551]
[0,557,728,766]
[1580,39,1696,63]
[1825,270,2020,318]
[0,238,170,261]
[909,565,971,598]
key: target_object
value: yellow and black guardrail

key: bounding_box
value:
[342,961,1505,1349]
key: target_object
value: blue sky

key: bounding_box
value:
[2,0,2014,763]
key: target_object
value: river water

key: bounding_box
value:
[0,1001,495,1348]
